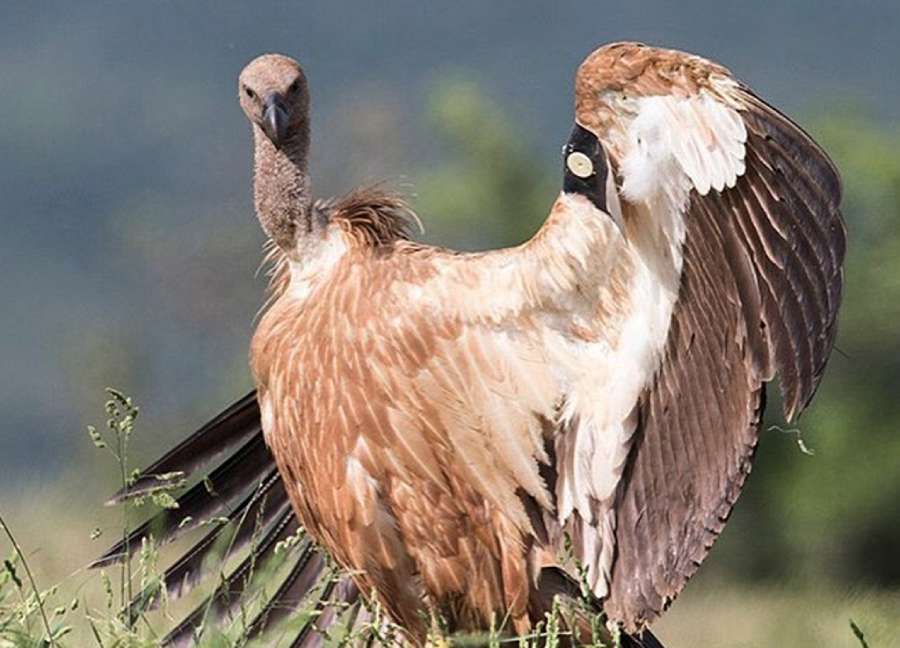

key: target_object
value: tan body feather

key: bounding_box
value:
[251,181,680,641]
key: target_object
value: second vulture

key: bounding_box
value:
[96,41,846,647]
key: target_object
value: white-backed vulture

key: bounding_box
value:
[96,42,845,647]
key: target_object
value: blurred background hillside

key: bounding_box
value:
[2,2,899,646]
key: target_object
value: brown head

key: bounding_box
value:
[239,53,310,150]
[239,53,318,256]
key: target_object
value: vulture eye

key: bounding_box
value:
[244,86,256,99]
[289,80,300,93]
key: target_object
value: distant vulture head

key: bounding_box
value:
[239,54,309,149]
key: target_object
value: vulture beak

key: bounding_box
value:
[262,93,289,148]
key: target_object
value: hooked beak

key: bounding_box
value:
[261,93,289,148]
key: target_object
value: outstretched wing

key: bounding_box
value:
[572,42,845,630]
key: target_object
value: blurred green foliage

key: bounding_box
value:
[416,78,557,250]
[721,110,900,588]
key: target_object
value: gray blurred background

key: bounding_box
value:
[2,2,900,646]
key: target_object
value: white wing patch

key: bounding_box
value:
[554,86,749,598]
[619,92,747,205]
[549,187,687,597]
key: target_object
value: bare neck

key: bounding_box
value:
[252,123,326,259]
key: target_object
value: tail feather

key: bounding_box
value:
[158,473,289,602]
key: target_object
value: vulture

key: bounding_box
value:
[95,42,846,647]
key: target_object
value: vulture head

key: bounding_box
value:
[239,53,309,149]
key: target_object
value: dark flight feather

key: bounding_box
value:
[107,391,261,505]
[93,433,274,568]
[605,91,845,630]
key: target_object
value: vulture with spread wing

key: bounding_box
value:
[96,42,845,646]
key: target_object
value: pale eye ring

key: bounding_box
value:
[566,151,594,178]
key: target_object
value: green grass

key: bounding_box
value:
[655,582,899,647]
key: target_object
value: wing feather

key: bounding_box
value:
[95,395,353,647]
[129,473,289,615]
[575,44,846,630]
[107,391,261,504]
[92,434,274,567]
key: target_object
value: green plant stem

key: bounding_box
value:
[117,424,133,627]
[0,510,57,647]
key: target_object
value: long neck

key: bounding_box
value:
[252,122,324,259]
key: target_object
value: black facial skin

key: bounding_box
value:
[563,123,609,212]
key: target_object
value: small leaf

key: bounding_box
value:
[55,625,73,640]
[155,471,186,482]
[197,516,229,528]
[100,570,114,610]
[796,437,816,456]
[87,425,107,449]
[151,492,179,510]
